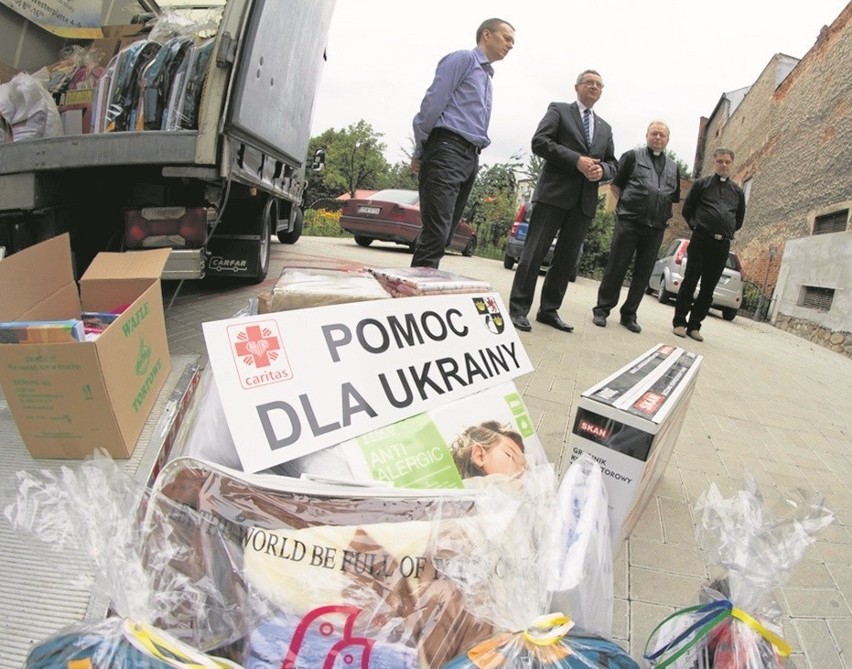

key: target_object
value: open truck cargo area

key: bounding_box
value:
[0,0,334,283]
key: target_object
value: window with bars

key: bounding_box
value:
[800,286,835,311]
[813,209,848,235]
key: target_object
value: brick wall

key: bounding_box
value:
[694,4,852,296]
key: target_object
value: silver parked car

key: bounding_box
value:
[647,237,743,321]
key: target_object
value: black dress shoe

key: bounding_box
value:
[592,311,607,327]
[535,313,574,332]
[511,315,531,332]
[620,318,641,333]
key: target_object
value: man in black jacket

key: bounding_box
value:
[508,69,618,333]
[673,148,746,341]
[592,121,680,333]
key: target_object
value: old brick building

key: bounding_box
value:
[693,3,852,355]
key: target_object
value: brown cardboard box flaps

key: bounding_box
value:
[0,234,172,459]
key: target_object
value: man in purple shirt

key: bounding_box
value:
[410,18,515,268]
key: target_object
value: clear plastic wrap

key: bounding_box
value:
[145,456,557,667]
[643,475,835,668]
[23,618,241,669]
[548,453,614,638]
[2,452,269,663]
[440,455,631,668]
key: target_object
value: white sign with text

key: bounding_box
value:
[202,292,532,472]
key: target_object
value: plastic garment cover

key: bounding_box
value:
[0,68,63,140]
[2,452,262,665]
[105,40,162,132]
[138,36,194,130]
[441,613,638,668]
[643,475,834,668]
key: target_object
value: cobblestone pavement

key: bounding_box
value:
[164,236,852,668]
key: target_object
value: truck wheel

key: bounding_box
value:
[354,236,373,247]
[252,198,273,283]
[503,254,516,270]
[276,207,303,244]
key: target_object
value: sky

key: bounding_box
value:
[309,0,849,176]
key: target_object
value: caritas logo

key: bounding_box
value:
[227,321,293,389]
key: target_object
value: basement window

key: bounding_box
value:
[813,209,848,235]
[800,286,835,311]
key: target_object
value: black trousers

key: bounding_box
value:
[411,131,479,268]
[673,230,730,331]
[595,220,665,320]
[509,200,590,318]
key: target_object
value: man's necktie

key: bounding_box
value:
[583,108,592,145]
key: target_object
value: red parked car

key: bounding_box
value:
[339,189,477,256]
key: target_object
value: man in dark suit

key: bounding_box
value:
[509,69,618,332]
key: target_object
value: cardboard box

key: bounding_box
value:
[566,344,702,548]
[0,234,172,459]
[89,25,147,65]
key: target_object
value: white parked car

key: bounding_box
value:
[647,237,743,321]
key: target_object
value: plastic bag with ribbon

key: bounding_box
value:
[24,618,241,669]
[2,451,269,666]
[438,455,635,668]
[643,475,834,668]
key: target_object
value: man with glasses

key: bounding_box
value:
[509,69,617,332]
[410,18,516,269]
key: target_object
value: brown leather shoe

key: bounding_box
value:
[673,326,687,337]
[687,329,704,342]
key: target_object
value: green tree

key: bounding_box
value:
[380,160,419,190]
[303,129,345,207]
[666,149,692,179]
[517,152,545,186]
[465,162,520,254]
[305,121,390,204]
[326,120,390,197]
[577,195,615,280]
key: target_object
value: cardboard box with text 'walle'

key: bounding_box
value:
[0,234,171,459]
[567,344,702,549]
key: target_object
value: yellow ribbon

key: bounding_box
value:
[520,613,574,646]
[731,607,792,658]
[123,620,241,668]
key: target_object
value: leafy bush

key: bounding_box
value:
[304,209,350,238]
